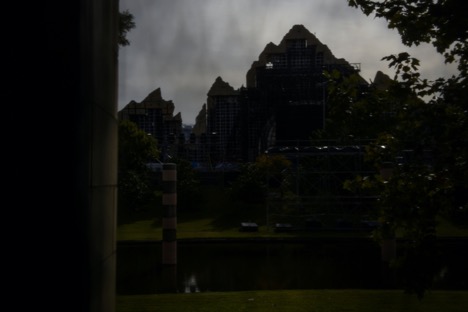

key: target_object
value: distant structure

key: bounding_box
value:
[206,77,242,163]
[240,24,366,160]
[192,24,367,162]
[119,24,390,165]
[118,88,183,161]
[117,24,398,229]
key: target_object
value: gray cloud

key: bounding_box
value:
[118,0,457,125]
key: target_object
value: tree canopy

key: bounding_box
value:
[118,9,136,47]
[348,0,468,78]
[118,120,160,210]
[334,0,468,298]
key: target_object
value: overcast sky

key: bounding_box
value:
[118,0,457,125]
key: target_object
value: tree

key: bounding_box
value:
[337,0,468,298]
[229,154,292,204]
[171,157,203,212]
[316,69,405,143]
[348,0,467,78]
[118,120,160,210]
[118,9,136,47]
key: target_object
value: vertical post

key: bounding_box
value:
[162,163,177,292]
[162,163,177,264]
[322,82,325,129]
[379,162,396,288]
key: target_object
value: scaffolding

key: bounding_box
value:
[263,140,378,231]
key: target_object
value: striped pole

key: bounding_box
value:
[162,163,177,265]
[161,163,177,292]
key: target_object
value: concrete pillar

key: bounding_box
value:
[74,0,119,310]
[82,0,119,310]
[42,1,118,311]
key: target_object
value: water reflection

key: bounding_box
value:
[116,240,468,295]
[184,274,200,293]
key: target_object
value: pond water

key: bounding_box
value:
[116,239,468,295]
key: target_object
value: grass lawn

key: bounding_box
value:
[116,289,468,312]
[117,216,380,241]
[117,183,468,241]
[117,215,468,241]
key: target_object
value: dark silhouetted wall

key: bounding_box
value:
[44,1,119,311]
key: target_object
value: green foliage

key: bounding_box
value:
[256,154,292,188]
[318,70,401,142]
[343,0,468,234]
[118,120,159,171]
[344,0,468,298]
[229,162,268,204]
[118,169,155,210]
[118,9,136,47]
[118,120,160,210]
[172,158,203,212]
[348,0,468,77]
[229,154,292,204]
